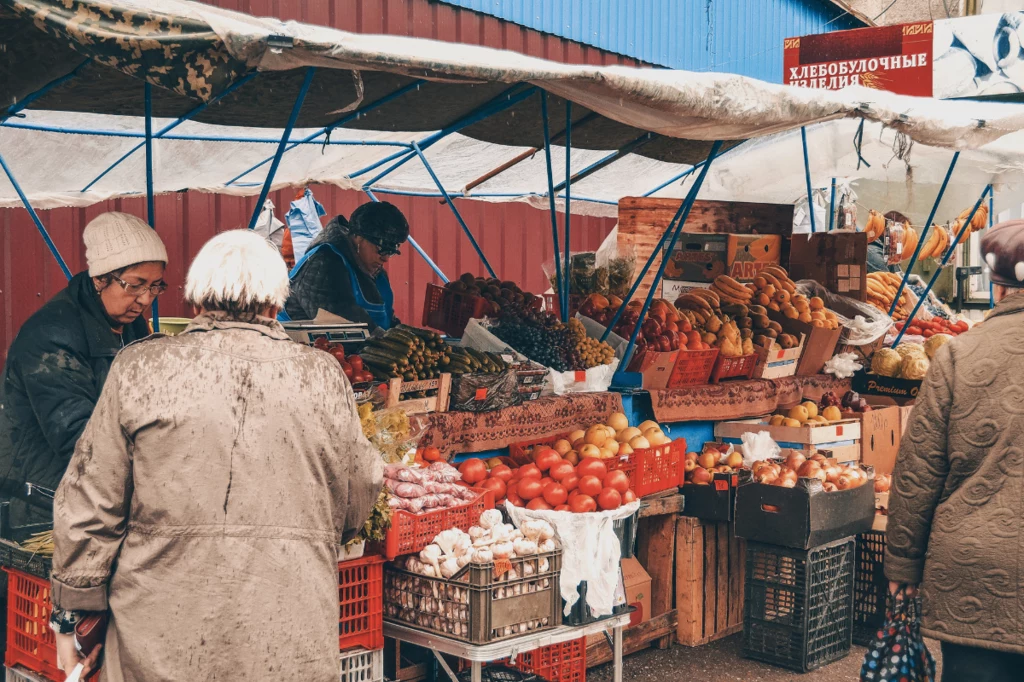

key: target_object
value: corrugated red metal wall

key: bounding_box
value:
[1,0,633,359]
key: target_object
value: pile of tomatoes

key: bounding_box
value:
[894,317,969,338]
[313,338,374,383]
[459,448,636,513]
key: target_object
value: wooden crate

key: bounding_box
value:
[675,516,746,647]
[385,374,451,414]
[617,197,794,299]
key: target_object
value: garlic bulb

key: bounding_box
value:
[513,539,538,556]
[439,557,460,579]
[490,524,511,543]
[468,526,486,541]
[539,538,556,553]
[434,529,468,556]
[453,535,472,558]
[472,548,493,564]
[537,521,555,541]
[420,545,442,563]
[456,552,472,568]
[478,509,503,530]
[521,519,546,541]
[492,541,513,559]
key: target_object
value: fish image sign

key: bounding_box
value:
[784,22,933,96]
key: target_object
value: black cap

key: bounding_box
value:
[982,219,1024,287]
[348,202,409,257]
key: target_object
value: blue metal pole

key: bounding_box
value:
[540,92,564,319]
[892,185,992,347]
[226,78,425,186]
[801,127,817,234]
[144,82,160,331]
[828,178,836,232]
[562,101,572,323]
[0,151,72,280]
[83,71,259,192]
[621,141,725,368]
[365,189,449,283]
[411,142,496,278]
[989,185,995,309]
[552,132,651,195]
[889,151,960,315]
[643,164,700,198]
[247,68,316,231]
[2,58,93,122]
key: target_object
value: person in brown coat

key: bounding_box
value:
[886,219,1024,681]
[48,230,383,682]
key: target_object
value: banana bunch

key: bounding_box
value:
[674,288,723,329]
[709,275,754,306]
[866,272,910,321]
[917,224,950,260]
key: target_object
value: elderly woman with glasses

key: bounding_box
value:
[0,212,167,527]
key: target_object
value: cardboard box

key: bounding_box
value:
[735,476,875,549]
[788,232,868,301]
[851,370,921,406]
[626,349,680,390]
[765,308,842,376]
[843,406,901,476]
[753,335,806,380]
[622,557,652,628]
[715,417,861,461]
[662,233,783,295]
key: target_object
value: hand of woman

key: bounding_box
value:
[888,581,919,598]
[56,633,103,679]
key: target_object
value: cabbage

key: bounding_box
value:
[871,348,903,377]
[924,333,954,359]
[900,353,930,380]
[895,343,926,360]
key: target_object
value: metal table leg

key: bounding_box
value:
[434,649,460,682]
[473,661,483,682]
[613,623,624,682]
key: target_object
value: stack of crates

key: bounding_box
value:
[852,531,888,646]
[339,554,386,682]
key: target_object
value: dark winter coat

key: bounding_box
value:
[283,215,399,330]
[886,293,1024,654]
[0,272,149,525]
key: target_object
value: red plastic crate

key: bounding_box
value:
[382,488,494,560]
[5,568,63,681]
[608,439,685,498]
[710,353,758,384]
[338,554,385,651]
[421,283,491,338]
[517,637,587,682]
[667,348,719,388]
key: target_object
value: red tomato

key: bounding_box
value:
[569,494,597,513]
[534,448,562,472]
[578,475,603,497]
[489,465,513,482]
[561,475,580,492]
[506,490,524,507]
[923,329,935,338]
[421,447,442,463]
[458,459,488,484]
[349,356,364,372]
[548,461,575,482]
[341,362,354,380]
[519,463,542,479]
[527,498,553,511]
[543,483,568,506]
[538,477,554,490]
[604,470,630,494]
[554,504,571,512]
[479,477,506,501]
[623,490,638,504]
[518,478,543,501]
[597,487,622,511]
[576,457,608,480]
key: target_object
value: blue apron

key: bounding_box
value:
[278,243,394,330]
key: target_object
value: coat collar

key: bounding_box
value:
[68,272,149,358]
[182,311,291,341]
[985,291,1024,322]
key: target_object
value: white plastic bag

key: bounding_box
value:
[740,431,781,469]
[823,352,863,379]
[252,198,286,250]
[506,500,641,618]
[546,359,619,396]
[793,188,828,235]
[794,280,892,346]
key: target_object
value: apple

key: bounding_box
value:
[697,451,718,470]
[684,458,698,473]
[726,451,744,469]
[691,467,712,485]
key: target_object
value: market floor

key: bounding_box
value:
[588,634,944,681]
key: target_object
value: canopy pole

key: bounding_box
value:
[620,141,724,368]
[562,101,572,323]
[800,127,816,234]
[643,164,699,197]
[540,92,564,319]
[0,151,72,280]
[989,185,995,309]
[226,78,426,187]
[411,142,496,278]
[247,67,316,231]
[892,185,991,347]
[365,189,448,283]
[2,58,93,123]
[552,132,653,194]
[84,71,259,192]
[361,85,537,189]
[889,151,960,315]
[828,178,836,232]
[349,149,417,181]
[144,82,160,331]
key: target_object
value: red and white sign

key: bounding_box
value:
[784,22,934,96]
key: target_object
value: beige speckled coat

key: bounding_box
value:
[50,313,383,682]
[886,294,1024,655]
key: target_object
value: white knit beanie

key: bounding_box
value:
[83,212,168,277]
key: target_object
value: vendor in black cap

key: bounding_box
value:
[283,201,409,330]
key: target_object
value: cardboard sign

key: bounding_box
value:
[663,233,783,288]
[788,232,868,302]
[844,406,901,476]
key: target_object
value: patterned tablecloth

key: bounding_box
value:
[420,392,625,458]
[648,374,852,423]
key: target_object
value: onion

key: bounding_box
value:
[874,474,891,493]
[836,473,855,490]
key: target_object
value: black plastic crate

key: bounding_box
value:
[563,578,630,626]
[743,537,855,673]
[613,511,638,560]
[853,531,887,646]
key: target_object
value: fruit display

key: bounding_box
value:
[900,222,919,260]
[864,209,886,243]
[444,273,540,316]
[682,442,745,485]
[547,251,636,298]
[674,288,757,355]
[361,325,451,387]
[567,318,617,368]
[866,272,911,320]
[491,305,613,372]
[751,451,870,491]
[894,317,967,338]
[313,338,374,383]
[614,299,698,353]
[766,400,845,427]
[917,224,950,260]
[820,390,873,413]
[743,266,841,330]
[870,343,930,380]
[384,461,481,512]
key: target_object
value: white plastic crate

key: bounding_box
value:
[6,666,52,682]
[340,647,383,682]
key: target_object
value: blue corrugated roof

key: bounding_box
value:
[437,0,863,82]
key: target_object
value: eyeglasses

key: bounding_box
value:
[110,275,168,298]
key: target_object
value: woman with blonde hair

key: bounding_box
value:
[49,230,382,681]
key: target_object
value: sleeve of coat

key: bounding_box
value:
[884,342,954,585]
[50,359,132,612]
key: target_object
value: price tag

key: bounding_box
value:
[836,425,844,436]
[475,388,489,401]
[714,479,729,492]
[493,558,512,578]
[574,370,587,383]
[776,350,785,360]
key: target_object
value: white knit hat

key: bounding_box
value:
[83,212,168,277]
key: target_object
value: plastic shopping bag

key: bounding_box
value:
[286,187,326,261]
[860,590,936,682]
